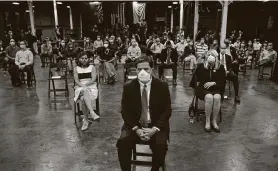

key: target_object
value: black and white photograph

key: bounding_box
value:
[0,0,278,171]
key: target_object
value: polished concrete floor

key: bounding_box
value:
[0,58,278,171]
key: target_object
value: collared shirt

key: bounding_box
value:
[225,46,232,57]
[175,42,187,53]
[15,49,34,66]
[260,49,277,61]
[150,43,164,54]
[138,78,152,122]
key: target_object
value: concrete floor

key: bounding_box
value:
[0,58,278,171]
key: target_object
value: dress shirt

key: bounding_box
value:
[225,46,232,58]
[132,78,160,132]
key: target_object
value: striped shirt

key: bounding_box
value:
[195,43,208,58]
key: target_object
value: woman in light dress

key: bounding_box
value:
[74,52,99,131]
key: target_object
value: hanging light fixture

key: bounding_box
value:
[173,2,178,4]
[168,6,172,8]
[12,2,20,5]
[57,2,63,5]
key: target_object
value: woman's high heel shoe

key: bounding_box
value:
[211,124,220,133]
[204,126,211,132]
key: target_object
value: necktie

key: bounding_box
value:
[167,49,171,64]
[140,84,149,128]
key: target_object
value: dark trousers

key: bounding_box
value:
[40,53,52,66]
[3,59,14,71]
[11,65,33,86]
[153,53,161,68]
[226,71,239,96]
[117,126,168,171]
[158,63,177,80]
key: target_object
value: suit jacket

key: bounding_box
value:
[121,78,172,134]
[230,46,238,61]
[219,54,233,72]
[160,48,178,63]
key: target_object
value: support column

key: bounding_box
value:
[193,1,199,43]
[220,1,229,45]
[53,0,58,28]
[69,7,73,30]
[28,1,35,36]
[179,0,184,30]
[171,7,174,32]
[123,2,125,26]
[80,14,82,39]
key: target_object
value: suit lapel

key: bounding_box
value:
[134,79,142,114]
[149,78,156,112]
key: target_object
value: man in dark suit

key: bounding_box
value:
[117,58,172,171]
[219,44,240,103]
[224,38,239,75]
[158,41,178,85]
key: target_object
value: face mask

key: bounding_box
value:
[20,45,25,49]
[71,40,75,42]
[86,40,89,42]
[137,69,151,83]
[97,38,100,40]
[104,44,109,48]
[10,42,15,46]
[61,43,65,46]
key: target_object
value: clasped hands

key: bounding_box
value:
[204,82,216,89]
[136,128,157,141]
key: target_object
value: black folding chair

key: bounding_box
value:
[131,140,166,171]
[48,63,69,97]
[74,72,100,124]
[124,62,137,82]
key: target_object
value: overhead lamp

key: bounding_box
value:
[33,6,35,8]
[26,10,29,12]
[12,2,20,5]
[173,2,178,4]
[57,2,63,4]
[90,1,100,5]
[67,6,70,8]
[168,6,172,8]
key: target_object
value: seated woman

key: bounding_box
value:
[183,40,197,73]
[96,40,117,84]
[74,52,99,131]
[65,43,78,76]
[193,55,226,133]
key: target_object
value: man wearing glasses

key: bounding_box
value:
[5,39,20,86]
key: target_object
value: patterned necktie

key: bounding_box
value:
[140,84,148,128]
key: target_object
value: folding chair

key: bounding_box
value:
[48,63,69,97]
[258,63,275,80]
[74,73,100,124]
[131,140,166,171]
[19,66,36,86]
[183,60,192,72]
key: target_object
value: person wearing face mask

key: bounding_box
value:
[224,38,239,75]
[12,41,34,87]
[40,39,52,67]
[84,37,94,60]
[150,37,164,68]
[5,39,20,85]
[210,39,220,53]
[190,55,225,132]
[65,43,78,76]
[163,35,175,49]
[93,35,104,51]
[219,44,240,103]
[183,40,197,73]
[96,40,117,84]
[108,38,120,66]
[117,58,171,171]
[0,40,7,75]
[126,39,141,64]
[158,41,178,85]
[174,36,187,61]
[74,52,99,131]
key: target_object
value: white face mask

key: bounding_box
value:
[104,44,109,48]
[137,69,151,83]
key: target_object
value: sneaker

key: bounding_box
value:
[234,96,241,103]
[90,111,100,120]
[81,119,89,131]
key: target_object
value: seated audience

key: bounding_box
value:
[126,39,141,64]
[12,41,34,87]
[97,40,117,84]
[74,52,99,131]
[193,55,225,132]
[183,40,197,72]
[150,37,164,68]
[219,44,241,103]
[258,42,277,80]
[40,39,52,67]
[195,37,209,59]
[174,35,187,61]
[158,41,178,85]
[65,43,78,75]
[5,39,20,86]
[117,58,171,171]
